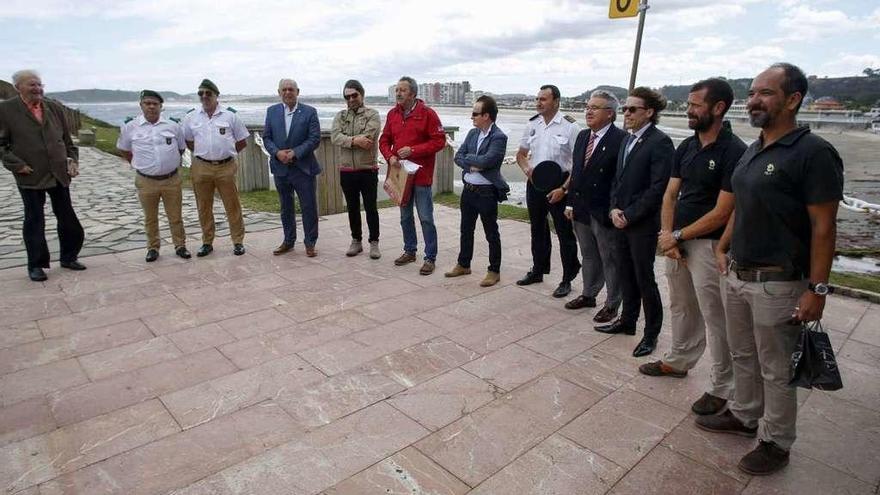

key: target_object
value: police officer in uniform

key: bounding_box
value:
[117,90,190,262]
[515,84,581,298]
[696,63,843,476]
[182,79,249,257]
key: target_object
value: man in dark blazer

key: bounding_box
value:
[0,70,85,281]
[597,86,674,358]
[445,95,509,287]
[563,90,627,324]
[263,78,322,257]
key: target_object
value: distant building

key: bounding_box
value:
[810,96,845,111]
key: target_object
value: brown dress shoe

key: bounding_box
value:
[592,305,618,323]
[691,392,728,416]
[444,264,471,277]
[480,271,500,287]
[306,246,317,257]
[565,295,596,310]
[695,410,757,437]
[419,260,435,275]
[394,252,417,266]
[738,440,790,476]
[273,243,293,255]
[638,360,688,378]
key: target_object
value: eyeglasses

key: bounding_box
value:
[197,91,214,97]
[343,93,360,100]
[471,112,485,117]
[621,106,646,113]
[586,106,612,112]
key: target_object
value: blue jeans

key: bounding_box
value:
[400,185,437,261]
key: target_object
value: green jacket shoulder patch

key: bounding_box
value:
[123,116,134,124]
[528,113,541,121]
[563,115,576,123]
[226,106,237,113]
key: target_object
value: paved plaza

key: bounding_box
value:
[0,149,879,494]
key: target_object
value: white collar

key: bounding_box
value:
[592,122,613,138]
[630,122,651,139]
[137,114,168,126]
[284,103,298,114]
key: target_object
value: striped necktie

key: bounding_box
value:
[583,131,597,168]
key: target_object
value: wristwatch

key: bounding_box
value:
[808,282,834,296]
[672,229,683,242]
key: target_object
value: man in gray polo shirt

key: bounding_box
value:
[696,63,843,476]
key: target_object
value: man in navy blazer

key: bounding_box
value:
[563,90,626,324]
[263,79,322,257]
[445,95,509,287]
[597,86,674,358]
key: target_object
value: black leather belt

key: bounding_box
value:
[463,182,494,192]
[137,169,178,180]
[195,156,233,165]
[729,260,802,282]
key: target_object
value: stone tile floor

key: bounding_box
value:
[1,183,879,493]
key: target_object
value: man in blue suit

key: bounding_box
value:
[263,78,322,257]
[445,95,509,287]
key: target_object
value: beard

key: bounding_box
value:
[748,108,771,128]
[688,112,714,132]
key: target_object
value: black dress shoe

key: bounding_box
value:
[175,247,191,259]
[233,244,246,256]
[592,305,618,323]
[552,281,571,298]
[516,271,543,286]
[594,320,637,335]
[196,244,213,257]
[632,337,657,357]
[60,260,86,270]
[28,267,47,281]
[145,249,159,262]
[565,295,596,310]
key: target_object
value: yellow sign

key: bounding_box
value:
[609,0,639,18]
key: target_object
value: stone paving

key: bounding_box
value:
[0,201,878,494]
[0,147,281,269]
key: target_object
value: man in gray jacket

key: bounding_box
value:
[0,70,85,281]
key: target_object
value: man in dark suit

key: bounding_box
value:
[263,78,322,257]
[445,95,509,287]
[0,70,85,281]
[596,86,674,358]
[563,90,626,324]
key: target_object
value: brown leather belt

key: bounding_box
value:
[729,260,802,282]
[136,169,178,180]
[195,156,233,165]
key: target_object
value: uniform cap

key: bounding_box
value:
[139,89,163,103]
[198,79,220,95]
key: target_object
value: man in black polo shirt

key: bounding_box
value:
[696,63,843,476]
[638,79,746,418]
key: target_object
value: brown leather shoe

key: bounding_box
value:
[638,360,688,378]
[273,243,293,255]
[444,264,471,277]
[419,260,435,275]
[565,295,596,310]
[592,305,618,323]
[306,246,317,257]
[480,271,500,287]
[695,410,757,437]
[394,252,417,266]
[691,392,728,416]
[738,440,790,476]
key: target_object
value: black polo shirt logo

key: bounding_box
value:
[764,163,775,176]
[708,159,716,171]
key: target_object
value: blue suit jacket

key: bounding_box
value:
[263,103,322,177]
[454,125,510,201]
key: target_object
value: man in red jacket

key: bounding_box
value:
[379,76,447,275]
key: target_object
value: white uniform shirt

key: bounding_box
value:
[463,123,494,185]
[518,111,581,172]
[182,106,249,160]
[116,115,186,176]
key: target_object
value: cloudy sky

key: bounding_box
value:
[3,0,879,96]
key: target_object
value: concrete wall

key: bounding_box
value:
[237,126,457,216]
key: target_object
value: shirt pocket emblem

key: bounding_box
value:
[219,127,227,135]
[764,163,775,176]
[708,159,716,170]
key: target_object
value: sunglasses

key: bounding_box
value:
[197,91,214,97]
[621,106,646,113]
[343,93,361,100]
[471,112,485,117]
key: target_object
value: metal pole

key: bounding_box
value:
[628,0,649,91]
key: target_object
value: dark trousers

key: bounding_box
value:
[274,168,318,247]
[617,228,663,340]
[340,170,379,242]
[526,182,580,282]
[18,184,84,270]
[457,185,501,273]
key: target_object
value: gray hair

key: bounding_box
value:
[12,69,41,88]
[590,89,620,120]
[278,78,298,90]
[398,76,418,96]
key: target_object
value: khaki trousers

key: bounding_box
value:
[190,157,244,245]
[135,172,186,250]
[723,272,806,450]
[663,239,733,400]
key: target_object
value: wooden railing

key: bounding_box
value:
[237,125,457,216]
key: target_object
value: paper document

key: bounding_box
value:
[400,160,421,174]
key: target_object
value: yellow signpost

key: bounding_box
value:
[609,0,639,18]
